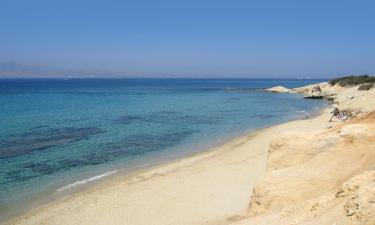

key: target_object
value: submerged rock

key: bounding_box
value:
[0,127,104,159]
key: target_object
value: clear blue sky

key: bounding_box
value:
[1,0,374,77]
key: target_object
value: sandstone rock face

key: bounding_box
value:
[337,171,375,222]
[234,170,375,225]
[291,82,375,113]
[239,112,375,225]
[267,82,375,115]
[231,83,375,225]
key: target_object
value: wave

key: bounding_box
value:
[56,170,118,192]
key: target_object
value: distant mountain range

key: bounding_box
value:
[0,62,144,78]
[0,62,214,78]
[0,62,333,79]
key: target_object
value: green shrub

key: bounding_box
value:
[358,83,374,91]
[329,75,375,87]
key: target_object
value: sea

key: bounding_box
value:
[0,78,326,220]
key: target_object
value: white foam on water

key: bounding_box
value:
[56,170,118,192]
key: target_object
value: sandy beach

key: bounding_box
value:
[6,80,375,225]
[6,111,330,225]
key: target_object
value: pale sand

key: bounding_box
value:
[7,110,332,225]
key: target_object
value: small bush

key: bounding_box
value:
[358,83,374,91]
[329,75,375,87]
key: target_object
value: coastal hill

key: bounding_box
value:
[237,75,375,225]
[266,75,375,113]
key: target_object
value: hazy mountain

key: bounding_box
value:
[0,62,205,78]
[0,62,63,77]
[0,62,329,79]
[0,62,137,78]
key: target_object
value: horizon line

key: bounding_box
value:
[0,76,330,80]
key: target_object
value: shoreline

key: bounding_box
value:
[0,100,325,223]
[5,105,332,225]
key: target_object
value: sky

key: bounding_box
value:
[0,0,374,78]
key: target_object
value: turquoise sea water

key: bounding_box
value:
[0,78,326,219]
